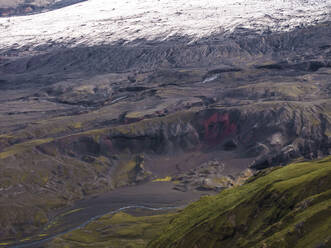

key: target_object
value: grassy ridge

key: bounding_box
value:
[148,156,331,248]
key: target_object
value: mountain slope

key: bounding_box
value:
[148,156,331,248]
[0,0,330,245]
[0,22,330,242]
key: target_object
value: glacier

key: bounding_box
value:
[0,0,330,52]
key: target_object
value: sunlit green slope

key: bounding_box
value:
[149,156,331,248]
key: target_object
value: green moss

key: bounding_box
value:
[153,176,172,182]
[148,156,331,248]
[112,110,195,136]
[235,82,317,99]
[19,237,31,242]
[0,138,53,159]
[0,134,14,139]
[59,208,84,217]
[126,111,146,119]
[34,210,48,226]
[71,122,83,129]
[96,156,110,164]
[48,210,175,248]
[211,176,233,186]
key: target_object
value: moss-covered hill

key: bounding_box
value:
[148,156,331,248]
